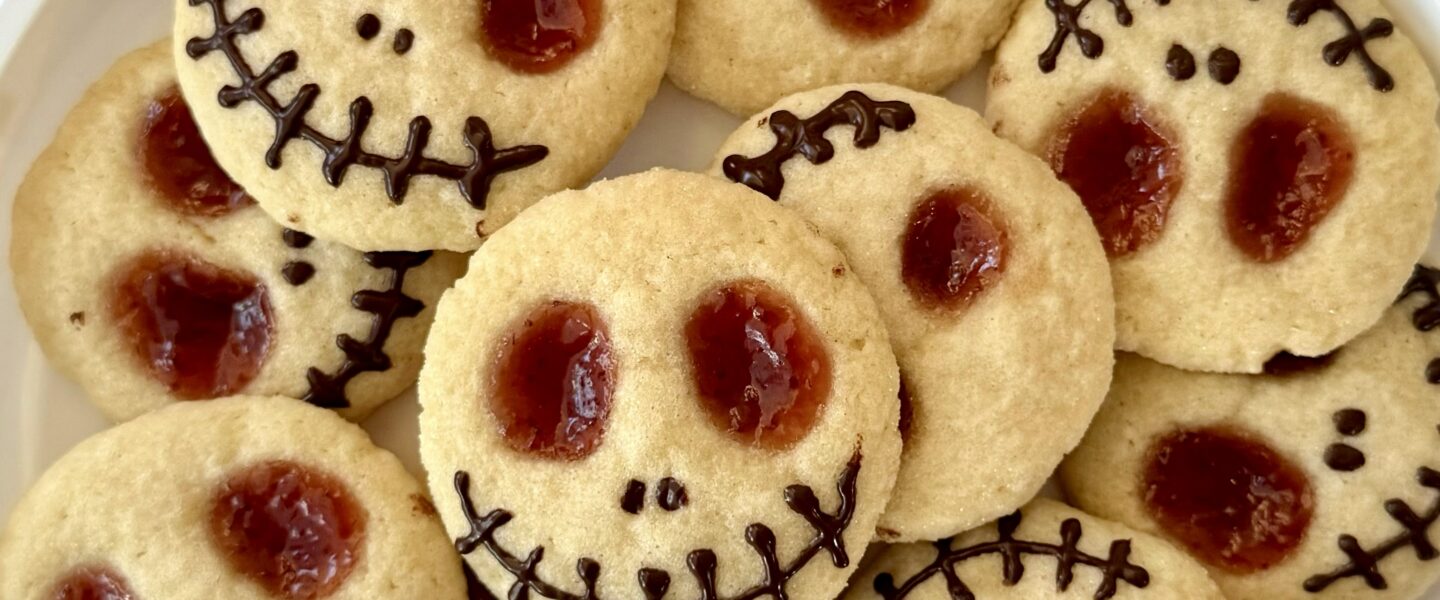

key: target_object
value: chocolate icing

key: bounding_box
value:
[356,14,381,40]
[282,261,316,286]
[185,0,549,211]
[1324,444,1365,472]
[394,29,415,55]
[1305,467,1440,591]
[622,480,646,514]
[1165,44,1195,80]
[872,510,1150,599]
[301,250,432,409]
[721,91,915,200]
[1334,409,1367,436]
[1039,0,1168,73]
[452,448,862,599]
[657,478,688,512]
[1398,265,1440,384]
[1207,47,1241,84]
[1288,0,1395,92]
[282,228,314,249]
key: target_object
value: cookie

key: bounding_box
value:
[987,0,1440,373]
[668,0,1020,116]
[418,169,903,599]
[10,41,465,423]
[843,498,1224,599]
[1061,265,1440,599]
[709,84,1115,542]
[173,0,676,251]
[0,396,465,599]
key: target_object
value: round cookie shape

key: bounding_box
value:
[0,396,466,599]
[173,0,676,251]
[843,499,1225,599]
[986,0,1440,373]
[709,84,1115,542]
[9,41,466,423]
[667,0,1021,116]
[419,170,903,599]
[1061,265,1440,599]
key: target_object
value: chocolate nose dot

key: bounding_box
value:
[356,14,381,40]
[657,478,689,511]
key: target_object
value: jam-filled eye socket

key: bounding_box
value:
[490,300,615,461]
[109,250,273,400]
[49,565,136,600]
[480,0,603,74]
[1047,88,1183,258]
[901,186,1007,310]
[139,87,253,217]
[810,0,930,39]
[1142,425,1314,573]
[685,280,832,450]
[1225,93,1354,263]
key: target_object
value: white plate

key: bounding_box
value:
[1,0,1439,595]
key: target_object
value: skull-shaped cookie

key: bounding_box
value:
[709,84,1115,542]
[419,170,902,599]
[987,0,1440,373]
[10,41,465,423]
[1062,265,1440,598]
[0,396,465,599]
[844,499,1224,599]
[173,0,676,251]
[668,0,1021,116]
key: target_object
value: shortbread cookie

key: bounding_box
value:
[710,84,1114,542]
[1062,265,1440,599]
[668,0,1020,115]
[419,170,902,599]
[844,499,1224,599]
[174,0,675,251]
[987,0,1440,373]
[10,41,464,423]
[0,396,465,599]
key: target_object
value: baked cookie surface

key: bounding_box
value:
[987,0,1440,373]
[667,0,1020,116]
[0,396,466,599]
[10,41,464,423]
[419,169,902,599]
[1062,265,1440,599]
[174,0,675,251]
[844,498,1224,599]
[709,84,1115,542]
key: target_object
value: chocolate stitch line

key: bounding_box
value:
[1287,0,1395,92]
[1304,467,1440,591]
[1398,265,1440,384]
[184,0,549,210]
[453,448,863,599]
[871,510,1150,600]
[301,250,432,409]
[1039,0,1170,73]
[721,91,916,201]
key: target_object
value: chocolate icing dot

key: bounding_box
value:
[282,261,316,286]
[282,228,314,248]
[1334,409,1367,436]
[393,29,415,55]
[356,14,381,40]
[621,480,646,515]
[1207,47,1241,84]
[1324,444,1366,472]
[1165,44,1196,81]
[656,478,689,512]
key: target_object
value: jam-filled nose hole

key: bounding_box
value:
[685,280,832,450]
[209,461,367,600]
[1047,88,1183,258]
[50,565,136,600]
[1142,425,1314,573]
[139,87,253,217]
[109,249,273,400]
[480,0,603,74]
[810,0,930,39]
[901,186,1008,311]
[491,300,615,461]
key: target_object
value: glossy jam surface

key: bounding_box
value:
[139,88,252,217]
[50,566,135,600]
[1143,426,1314,572]
[1226,94,1354,263]
[811,0,929,38]
[481,0,602,74]
[902,187,1006,310]
[210,461,366,600]
[686,280,832,449]
[110,250,272,399]
[491,301,614,460]
[1049,89,1183,257]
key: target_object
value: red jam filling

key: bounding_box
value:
[139,88,252,217]
[109,250,272,399]
[811,0,929,38]
[685,280,832,450]
[480,0,602,74]
[1225,93,1354,263]
[210,461,366,600]
[50,565,136,600]
[1143,426,1314,572]
[1048,89,1183,257]
[901,187,1007,310]
[491,301,614,460]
